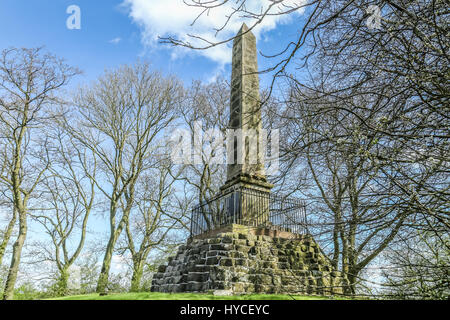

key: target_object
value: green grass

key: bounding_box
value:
[49,292,346,300]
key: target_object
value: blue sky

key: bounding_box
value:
[0,0,307,88]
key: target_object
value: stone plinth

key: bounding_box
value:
[151,228,346,295]
[192,224,303,241]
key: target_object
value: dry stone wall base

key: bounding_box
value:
[151,231,346,295]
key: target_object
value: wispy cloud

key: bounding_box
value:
[109,37,122,45]
[122,0,306,66]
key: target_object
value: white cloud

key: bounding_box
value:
[109,37,122,44]
[123,0,306,66]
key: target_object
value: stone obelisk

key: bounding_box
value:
[221,23,273,193]
[221,24,273,225]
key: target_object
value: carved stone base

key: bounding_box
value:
[220,173,274,194]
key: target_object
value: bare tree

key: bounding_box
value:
[294,0,449,236]
[31,127,97,296]
[381,231,449,299]
[0,47,78,300]
[119,156,184,292]
[179,79,230,202]
[175,79,230,231]
[280,2,449,296]
[277,89,413,294]
[65,62,183,294]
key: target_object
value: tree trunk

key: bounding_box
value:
[0,208,17,266]
[2,211,27,300]
[130,261,144,292]
[96,232,119,294]
[346,267,359,295]
[56,266,70,296]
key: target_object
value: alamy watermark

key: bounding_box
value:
[66,5,81,30]
[170,122,280,175]
[366,5,381,30]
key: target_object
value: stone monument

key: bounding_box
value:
[220,23,273,226]
[223,23,269,187]
[151,24,346,296]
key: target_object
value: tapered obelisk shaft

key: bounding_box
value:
[226,23,266,183]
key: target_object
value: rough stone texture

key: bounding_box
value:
[151,229,347,295]
[226,23,266,183]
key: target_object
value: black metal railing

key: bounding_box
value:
[190,187,307,237]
